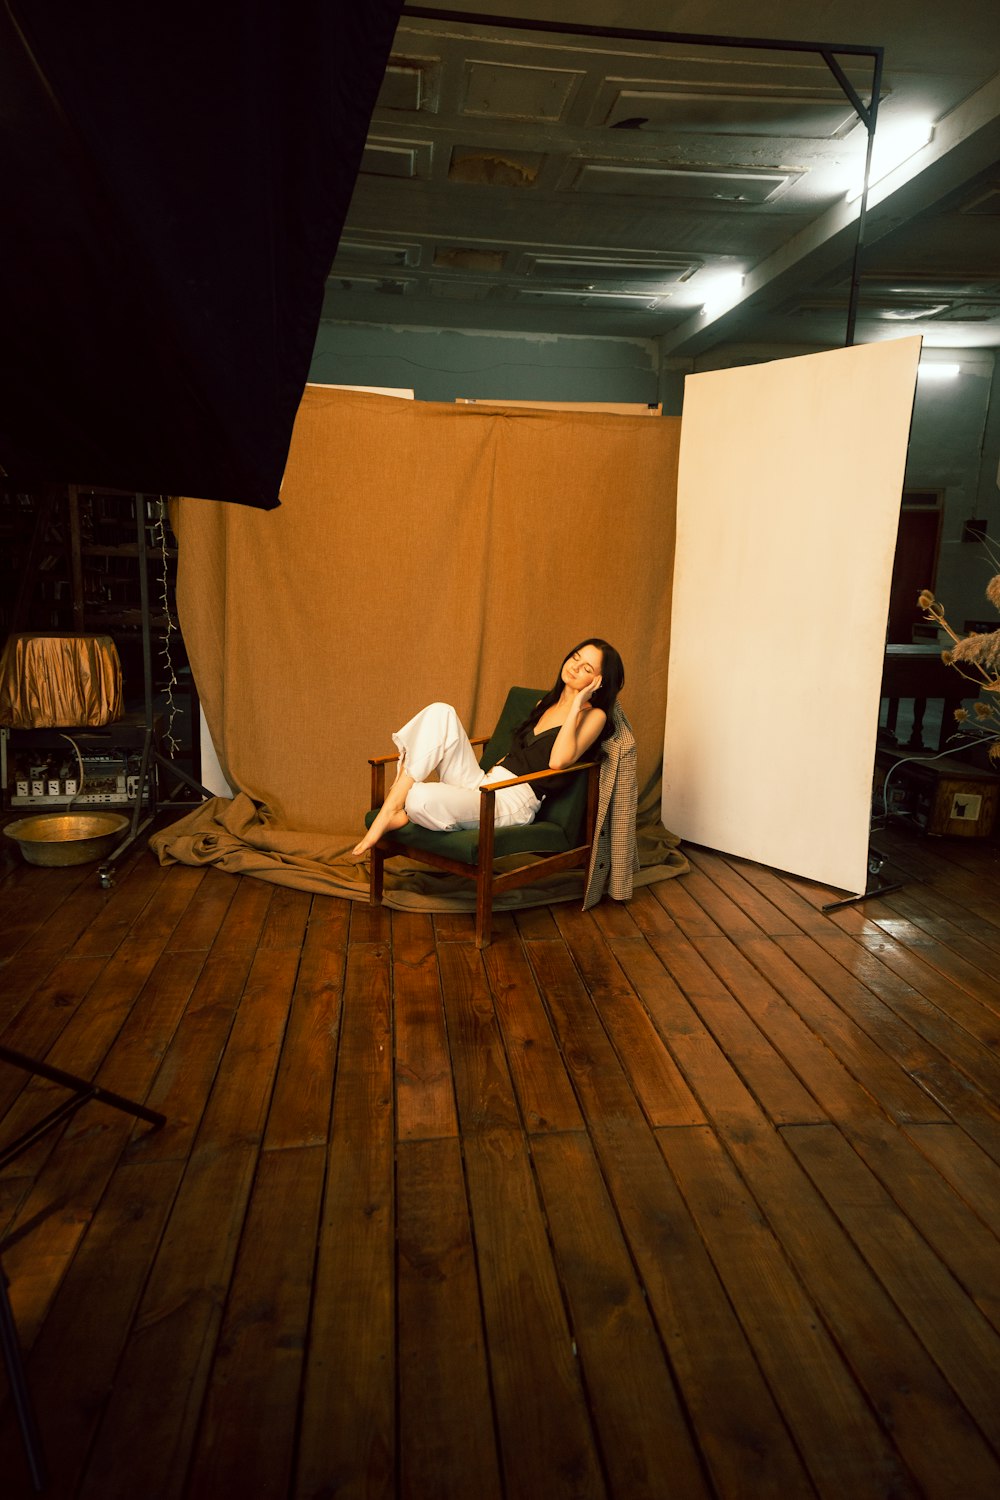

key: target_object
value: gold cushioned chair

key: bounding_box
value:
[364,686,599,947]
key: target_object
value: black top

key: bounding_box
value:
[500,721,573,801]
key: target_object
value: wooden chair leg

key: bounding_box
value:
[476,787,497,948]
[475,862,493,948]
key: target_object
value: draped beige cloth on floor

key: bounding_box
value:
[151,386,688,907]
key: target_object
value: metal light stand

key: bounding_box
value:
[822,744,918,911]
[821,846,903,911]
[97,494,213,885]
[828,728,1000,911]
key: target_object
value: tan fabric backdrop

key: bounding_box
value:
[153,385,684,900]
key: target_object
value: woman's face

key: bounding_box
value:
[561,644,604,691]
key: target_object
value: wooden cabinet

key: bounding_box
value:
[876,750,999,838]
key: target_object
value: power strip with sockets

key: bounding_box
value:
[10,790,151,808]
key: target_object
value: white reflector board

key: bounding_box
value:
[662,337,921,894]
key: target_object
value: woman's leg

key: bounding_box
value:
[405,769,540,832]
[352,704,482,857]
[404,779,482,830]
[351,769,414,857]
[392,703,484,787]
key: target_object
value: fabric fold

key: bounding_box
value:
[149,791,687,909]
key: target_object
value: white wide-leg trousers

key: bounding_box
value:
[393,702,541,833]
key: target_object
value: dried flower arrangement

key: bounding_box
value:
[918,545,1000,763]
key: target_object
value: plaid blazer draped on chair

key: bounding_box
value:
[583,702,639,909]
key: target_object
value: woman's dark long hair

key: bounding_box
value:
[525,638,625,748]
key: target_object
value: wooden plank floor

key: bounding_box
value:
[2,825,1000,1497]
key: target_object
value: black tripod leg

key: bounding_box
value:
[0,1046,165,1136]
[821,847,904,911]
[152,748,214,801]
[0,1043,168,1490]
[821,878,903,912]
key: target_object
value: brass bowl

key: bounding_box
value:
[3,812,130,866]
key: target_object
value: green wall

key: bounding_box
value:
[310,320,659,404]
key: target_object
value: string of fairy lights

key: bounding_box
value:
[151,497,182,757]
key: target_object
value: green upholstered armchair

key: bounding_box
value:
[364,686,600,947]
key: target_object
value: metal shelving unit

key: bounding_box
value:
[2,485,212,881]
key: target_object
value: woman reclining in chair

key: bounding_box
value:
[350,638,624,859]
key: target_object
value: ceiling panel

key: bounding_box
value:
[359,139,434,179]
[461,59,584,120]
[513,288,671,309]
[328,8,1000,346]
[566,162,798,202]
[376,56,442,112]
[517,251,700,283]
[601,86,859,138]
[448,146,544,185]
[336,240,421,269]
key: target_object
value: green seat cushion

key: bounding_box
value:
[363,808,571,865]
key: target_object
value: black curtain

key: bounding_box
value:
[0,1,404,508]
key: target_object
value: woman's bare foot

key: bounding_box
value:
[350,808,409,859]
[351,771,415,857]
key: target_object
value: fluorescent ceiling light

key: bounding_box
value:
[846,116,934,202]
[883,304,948,321]
[917,362,960,380]
[699,271,745,318]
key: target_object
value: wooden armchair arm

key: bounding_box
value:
[478,759,596,794]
